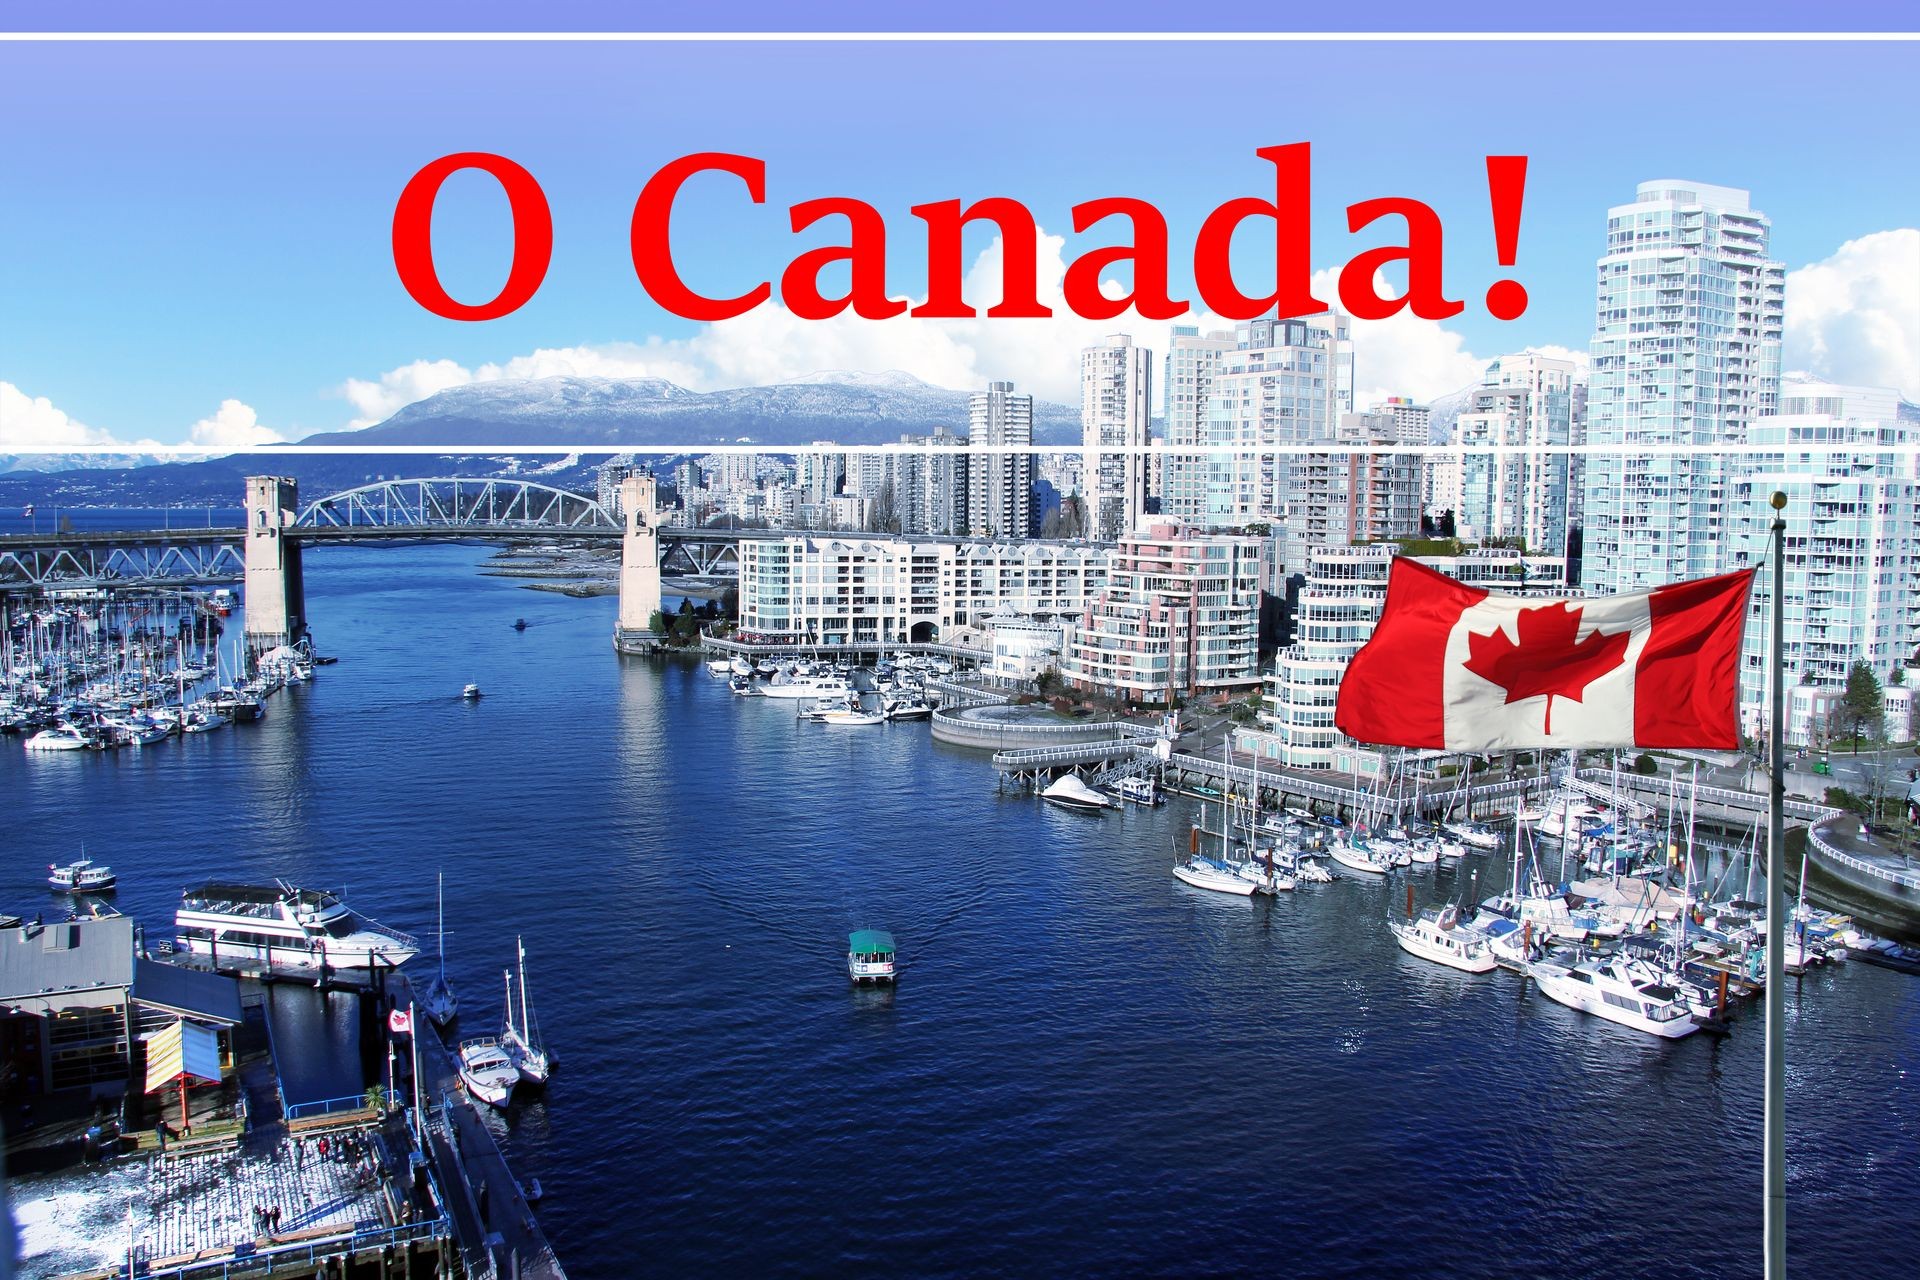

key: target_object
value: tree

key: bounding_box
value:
[1633,752,1659,776]
[648,609,668,635]
[1841,660,1885,753]
[1437,508,1457,538]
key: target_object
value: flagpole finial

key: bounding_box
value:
[1770,491,1787,511]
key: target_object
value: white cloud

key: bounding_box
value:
[1784,229,1920,399]
[187,399,284,447]
[0,382,282,456]
[0,380,123,449]
[341,358,477,429]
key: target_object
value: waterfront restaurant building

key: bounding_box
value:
[736,536,1109,646]
[0,912,242,1100]
[1057,520,1263,703]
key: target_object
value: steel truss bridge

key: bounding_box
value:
[0,478,781,590]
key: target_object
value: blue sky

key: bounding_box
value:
[2,36,1917,447]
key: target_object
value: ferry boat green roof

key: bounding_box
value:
[848,930,895,955]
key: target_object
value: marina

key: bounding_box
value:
[5,540,1919,1279]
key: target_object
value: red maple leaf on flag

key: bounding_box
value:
[1461,603,1630,735]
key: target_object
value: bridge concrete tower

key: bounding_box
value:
[613,472,664,654]
[244,475,306,655]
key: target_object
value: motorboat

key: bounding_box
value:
[1173,856,1258,896]
[105,714,173,746]
[458,1037,520,1107]
[729,657,754,676]
[1407,839,1441,865]
[848,929,897,984]
[882,695,934,722]
[461,684,483,701]
[817,701,887,726]
[179,705,225,733]
[705,658,732,676]
[420,872,458,1029]
[1850,938,1920,976]
[1111,775,1163,806]
[501,937,552,1085]
[760,674,852,701]
[1443,820,1502,851]
[1389,907,1497,973]
[175,880,420,971]
[49,858,117,893]
[1041,774,1115,812]
[1527,956,1699,1039]
[24,723,93,751]
[728,676,754,695]
[206,687,264,722]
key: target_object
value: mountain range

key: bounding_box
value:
[0,371,1086,503]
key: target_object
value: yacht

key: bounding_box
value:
[1443,820,1502,851]
[760,674,851,701]
[817,700,886,726]
[1389,908,1497,973]
[420,872,458,1029]
[457,1037,520,1107]
[1111,775,1163,806]
[24,723,94,751]
[206,687,263,722]
[175,881,420,971]
[1328,839,1395,877]
[1528,956,1699,1039]
[728,656,754,677]
[1173,855,1259,896]
[881,695,934,722]
[49,858,117,893]
[1041,774,1115,812]
[848,929,897,984]
[501,936,552,1084]
[704,659,732,676]
[461,683,483,701]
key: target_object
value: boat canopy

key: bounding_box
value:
[848,930,895,956]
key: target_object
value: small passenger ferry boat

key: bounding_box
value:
[848,930,897,984]
[49,858,117,893]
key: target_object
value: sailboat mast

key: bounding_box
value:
[437,872,447,982]
[517,936,532,1042]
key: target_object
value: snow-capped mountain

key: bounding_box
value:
[302,371,1082,449]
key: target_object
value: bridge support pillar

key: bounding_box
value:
[244,475,305,657]
[613,473,663,654]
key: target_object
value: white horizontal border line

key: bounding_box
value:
[10,444,1920,457]
[4,32,1916,43]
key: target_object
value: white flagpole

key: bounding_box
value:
[1764,491,1787,1280]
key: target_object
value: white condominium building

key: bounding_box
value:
[967,381,1035,539]
[1239,543,1566,774]
[1442,353,1582,561]
[1161,326,1237,523]
[1729,381,1920,744]
[1081,334,1154,542]
[1058,521,1262,701]
[736,536,1108,645]
[1202,314,1352,532]
[1583,179,1785,594]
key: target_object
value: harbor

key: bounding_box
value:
[5,539,1919,1279]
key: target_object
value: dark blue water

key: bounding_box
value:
[5,540,1918,1278]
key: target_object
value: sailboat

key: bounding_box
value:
[502,936,553,1085]
[421,872,458,1029]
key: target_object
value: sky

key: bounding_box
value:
[1,34,1917,452]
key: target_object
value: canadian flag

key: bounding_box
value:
[387,1007,413,1036]
[1335,559,1755,752]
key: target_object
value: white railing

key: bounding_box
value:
[1808,824,1920,892]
